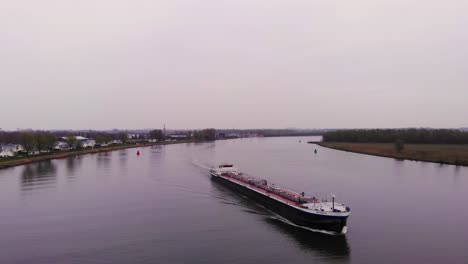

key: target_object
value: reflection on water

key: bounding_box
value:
[150,145,163,156]
[65,156,82,177]
[119,150,128,171]
[150,145,164,166]
[265,218,350,262]
[21,160,57,192]
[97,151,112,171]
[0,167,16,183]
[150,145,163,153]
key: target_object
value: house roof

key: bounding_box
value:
[0,144,22,151]
[60,136,88,141]
[55,142,70,148]
[170,135,188,138]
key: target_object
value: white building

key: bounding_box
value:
[53,142,70,151]
[0,146,15,158]
[59,136,88,141]
[81,139,96,148]
[0,144,25,158]
[58,136,96,149]
[169,135,188,141]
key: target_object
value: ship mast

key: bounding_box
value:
[331,194,335,211]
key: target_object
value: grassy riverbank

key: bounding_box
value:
[0,140,195,170]
[314,142,468,166]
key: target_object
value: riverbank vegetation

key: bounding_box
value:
[323,129,468,144]
[218,129,325,137]
[193,128,217,141]
[319,129,468,166]
[318,142,468,166]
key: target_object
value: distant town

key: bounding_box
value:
[0,128,326,159]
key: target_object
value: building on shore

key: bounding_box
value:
[53,142,70,151]
[0,144,25,158]
[169,135,188,141]
[58,136,96,149]
[80,139,96,148]
[59,136,88,141]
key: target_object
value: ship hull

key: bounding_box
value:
[211,173,348,234]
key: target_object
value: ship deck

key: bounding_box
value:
[220,175,303,207]
[217,174,348,214]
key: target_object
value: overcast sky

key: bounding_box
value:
[1,0,467,130]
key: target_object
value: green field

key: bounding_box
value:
[317,142,468,166]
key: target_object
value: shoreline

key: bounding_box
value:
[311,142,468,167]
[0,140,196,170]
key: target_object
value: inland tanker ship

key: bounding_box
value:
[210,164,350,234]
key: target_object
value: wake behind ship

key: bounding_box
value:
[210,164,350,234]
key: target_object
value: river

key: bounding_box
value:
[0,137,467,264]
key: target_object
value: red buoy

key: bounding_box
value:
[137,151,140,156]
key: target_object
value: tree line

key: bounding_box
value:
[322,129,468,144]
[18,132,57,153]
[148,128,217,141]
[0,131,57,152]
[0,131,129,153]
[94,132,128,144]
[192,129,216,141]
[217,129,324,137]
[1,128,218,152]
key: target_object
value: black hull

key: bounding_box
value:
[212,174,348,234]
